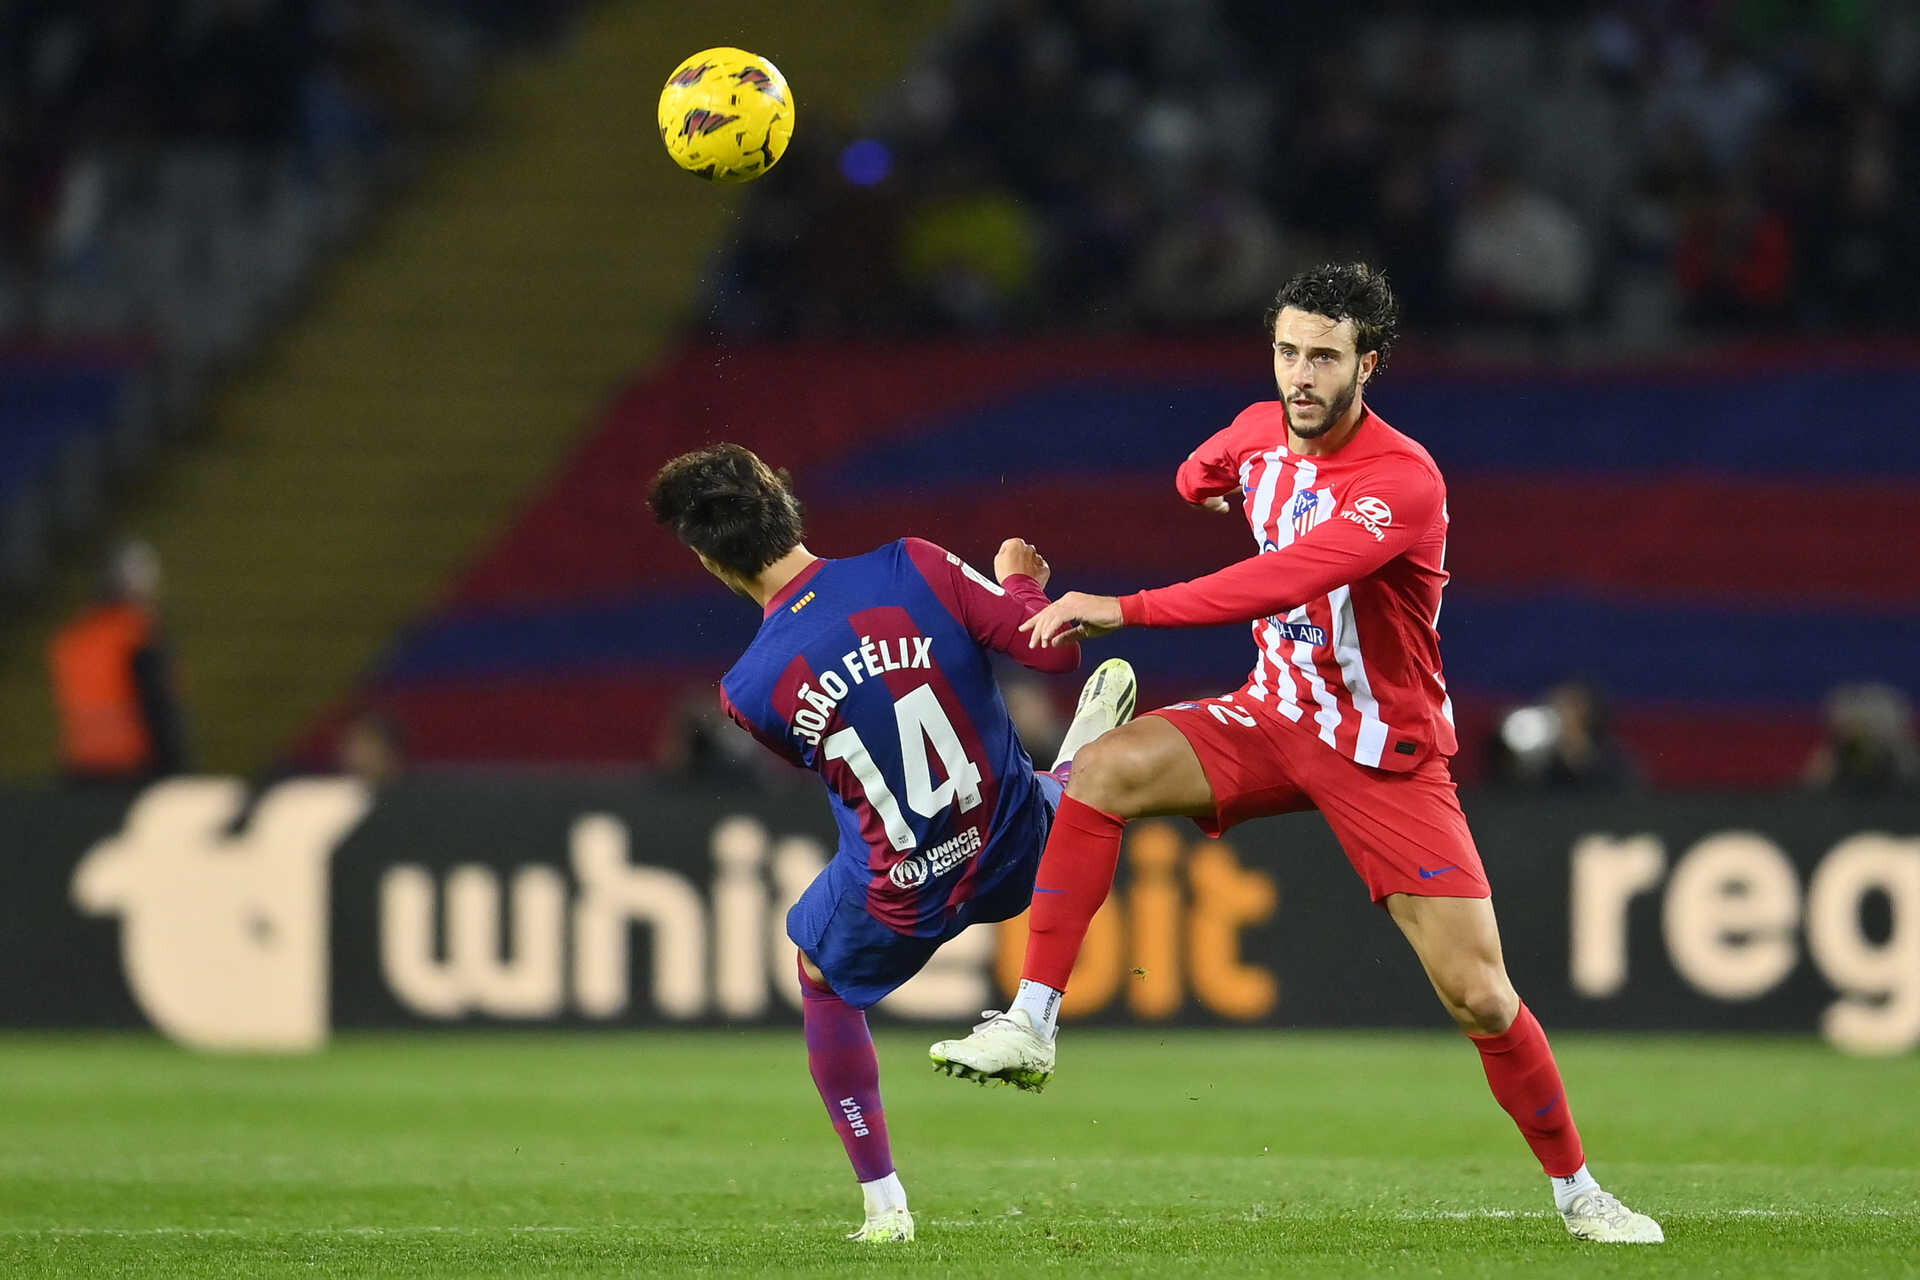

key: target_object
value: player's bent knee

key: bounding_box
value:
[1062,730,1160,817]
[1450,972,1519,1036]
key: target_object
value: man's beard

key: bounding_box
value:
[1284,370,1359,439]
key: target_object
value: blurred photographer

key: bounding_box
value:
[1803,683,1919,795]
[1488,679,1637,791]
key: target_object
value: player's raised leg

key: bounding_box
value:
[1027,714,1213,998]
[1386,894,1663,1244]
[797,951,913,1242]
[929,711,1212,1088]
[1051,657,1138,773]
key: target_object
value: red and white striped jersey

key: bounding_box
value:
[1117,402,1457,773]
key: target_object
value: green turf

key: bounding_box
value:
[2,1031,1915,1277]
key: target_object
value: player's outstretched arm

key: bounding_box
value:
[1120,467,1442,630]
[902,537,1081,674]
[1020,591,1124,648]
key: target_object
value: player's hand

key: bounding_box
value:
[1019,591,1124,647]
[994,538,1050,590]
[1193,495,1233,515]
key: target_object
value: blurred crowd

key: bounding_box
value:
[703,0,1920,344]
[0,0,581,323]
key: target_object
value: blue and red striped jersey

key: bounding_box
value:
[720,538,1079,936]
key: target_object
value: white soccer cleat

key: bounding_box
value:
[928,1008,1056,1092]
[846,1207,915,1243]
[1560,1189,1664,1243]
[1052,657,1137,771]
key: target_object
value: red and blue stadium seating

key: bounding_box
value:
[315,340,1920,788]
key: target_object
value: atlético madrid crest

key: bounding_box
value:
[1290,488,1332,537]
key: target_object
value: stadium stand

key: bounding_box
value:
[4,0,1916,785]
[308,338,1920,788]
[0,344,152,589]
[703,1,1919,345]
[0,1,964,776]
[0,1,509,599]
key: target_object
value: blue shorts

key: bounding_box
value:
[788,770,1062,1010]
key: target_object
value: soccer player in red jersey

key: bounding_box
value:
[929,263,1664,1244]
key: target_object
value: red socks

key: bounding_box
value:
[1026,796,1588,1182]
[1469,1001,1586,1177]
[1021,794,1127,991]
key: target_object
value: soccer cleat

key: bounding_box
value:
[928,1008,1056,1092]
[1560,1189,1664,1243]
[846,1207,915,1243]
[1052,657,1137,771]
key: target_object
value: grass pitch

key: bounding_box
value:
[3,1030,1915,1277]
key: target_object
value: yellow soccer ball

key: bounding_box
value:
[657,47,794,183]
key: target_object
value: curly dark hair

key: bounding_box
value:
[1263,263,1400,376]
[649,443,806,579]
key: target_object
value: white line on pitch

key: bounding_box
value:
[8,1226,590,1237]
[7,1207,1910,1238]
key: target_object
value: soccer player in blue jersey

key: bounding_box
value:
[649,443,1135,1244]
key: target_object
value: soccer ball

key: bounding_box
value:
[657,47,794,183]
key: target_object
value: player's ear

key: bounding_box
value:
[1358,350,1379,387]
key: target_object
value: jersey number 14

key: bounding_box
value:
[821,684,983,852]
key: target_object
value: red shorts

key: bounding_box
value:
[1147,690,1490,904]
